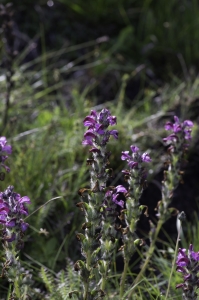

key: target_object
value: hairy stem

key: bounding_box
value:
[120,257,130,298]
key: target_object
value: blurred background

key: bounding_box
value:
[0,0,199,297]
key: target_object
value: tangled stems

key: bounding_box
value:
[127,116,193,299]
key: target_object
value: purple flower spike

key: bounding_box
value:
[163,116,193,147]
[122,145,151,170]
[176,244,199,297]
[0,186,30,246]
[82,108,118,147]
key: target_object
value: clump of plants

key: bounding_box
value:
[0,106,197,300]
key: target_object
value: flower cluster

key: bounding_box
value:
[176,244,199,298]
[121,145,151,168]
[0,185,30,245]
[163,116,193,143]
[0,136,12,174]
[82,108,118,147]
[104,185,127,209]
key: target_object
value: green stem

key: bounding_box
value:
[165,219,182,299]
[127,219,163,299]
[83,281,89,300]
[120,258,130,298]
[101,275,106,291]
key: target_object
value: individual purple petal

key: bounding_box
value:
[121,151,131,161]
[3,145,12,154]
[115,185,127,193]
[173,123,182,133]
[90,110,97,117]
[83,116,96,127]
[108,115,117,125]
[164,122,173,131]
[0,203,9,212]
[115,200,124,207]
[128,161,138,168]
[189,245,199,261]
[82,139,93,146]
[176,283,184,289]
[18,196,31,204]
[0,214,7,223]
[163,134,178,142]
[84,130,96,139]
[184,274,192,281]
[112,194,124,207]
[177,248,187,259]
[5,233,16,242]
[6,219,16,227]
[141,152,151,162]
[174,116,180,123]
[176,266,186,273]
[184,130,192,140]
[18,205,29,215]
[89,148,100,153]
[177,257,189,267]
[1,164,10,173]
[109,130,118,139]
[0,137,6,146]
[130,145,139,153]
[95,123,105,135]
[21,221,29,232]
[183,120,193,127]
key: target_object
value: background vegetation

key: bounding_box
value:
[0,0,199,298]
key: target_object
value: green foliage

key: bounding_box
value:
[0,2,199,298]
[40,262,81,299]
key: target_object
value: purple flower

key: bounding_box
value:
[130,145,139,153]
[0,137,12,154]
[109,130,118,139]
[104,185,127,209]
[141,152,151,162]
[82,109,118,147]
[0,136,12,174]
[176,244,199,296]
[121,151,131,161]
[163,116,193,145]
[0,186,31,245]
[115,185,127,194]
[121,145,151,170]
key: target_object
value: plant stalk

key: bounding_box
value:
[120,257,130,298]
